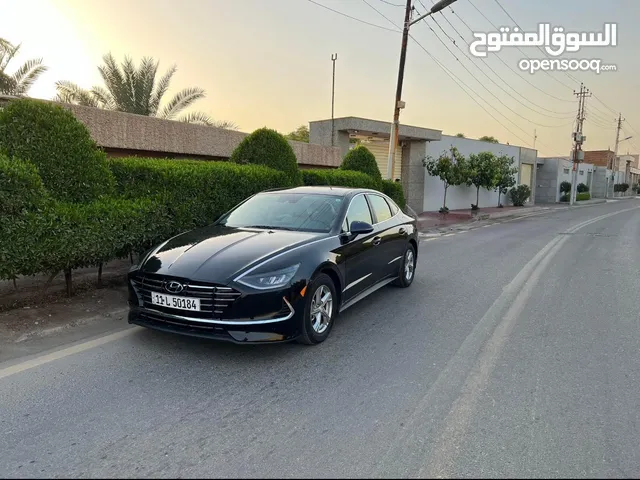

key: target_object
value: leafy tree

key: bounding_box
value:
[576,183,589,193]
[559,181,572,194]
[230,127,301,185]
[0,38,47,96]
[285,125,309,143]
[341,145,382,181]
[54,53,237,129]
[423,146,468,212]
[479,135,499,143]
[493,154,517,207]
[455,133,465,138]
[466,151,496,210]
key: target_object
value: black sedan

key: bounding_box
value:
[127,186,418,344]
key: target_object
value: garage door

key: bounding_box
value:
[360,140,402,180]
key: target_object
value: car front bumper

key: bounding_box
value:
[128,304,303,344]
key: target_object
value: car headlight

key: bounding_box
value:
[237,264,300,290]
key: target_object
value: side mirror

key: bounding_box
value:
[350,220,374,235]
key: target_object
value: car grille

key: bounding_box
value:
[130,274,242,319]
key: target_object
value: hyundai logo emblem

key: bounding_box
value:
[164,281,184,294]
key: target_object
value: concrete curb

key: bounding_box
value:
[472,206,548,221]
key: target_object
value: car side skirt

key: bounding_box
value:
[339,276,396,313]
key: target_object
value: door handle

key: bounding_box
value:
[399,227,406,235]
[372,237,382,246]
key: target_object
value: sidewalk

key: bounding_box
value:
[417,198,612,232]
[417,205,547,231]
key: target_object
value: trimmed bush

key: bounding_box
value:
[509,184,531,206]
[559,181,571,194]
[0,155,49,216]
[577,182,589,193]
[614,183,629,192]
[381,179,406,208]
[229,127,301,185]
[341,145,382,182]
[576,192,590,201]
[0,98,114,202]
[0,197,165,285]
[560,194,569,202]
[301,168,381,190]
[109,157,290,232]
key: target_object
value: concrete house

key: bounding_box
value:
[310,117,537,212]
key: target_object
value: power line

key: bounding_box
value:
[492,0,581,90]
[419,0,575,120]
[410,7,572,134]
[468,0,574,92]
[444,3,575,106]
[310,0,565,155]
[363,0,565,154]
[378,0,404,6]
[305,0,399,32]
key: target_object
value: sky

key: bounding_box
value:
[2,0,639,157]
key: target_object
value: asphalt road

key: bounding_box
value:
[2,199,640,478]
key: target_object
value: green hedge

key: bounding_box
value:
[0,154,49,216]
[381,179,406,208]
[301,168,381,190]
[229,127,301,186]
[341,145,382,181]
[576,192,591,201]
[0,98,115,203]
[0,197,164,282]
[109,157,290,232]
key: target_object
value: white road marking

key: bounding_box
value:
[0,327,138,380]
[381,205,640,476]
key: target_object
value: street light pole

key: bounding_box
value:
[385,0,459,180]
[331,53,338,147]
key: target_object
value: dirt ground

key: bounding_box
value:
[0,259,131,344]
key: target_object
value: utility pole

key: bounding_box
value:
[570,83,590,205]
[386,0,412,180]
[385,0,459,180]
[611,113,623,197]
[533,129,537,150]
[331,53,338,147]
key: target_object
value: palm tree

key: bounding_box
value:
[55,53,237,128]
[0,38,48,96]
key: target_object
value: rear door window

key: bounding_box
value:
[367,194,393,223]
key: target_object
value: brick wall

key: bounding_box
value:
[584,150,615,168]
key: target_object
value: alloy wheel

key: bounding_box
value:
[405,249,415,282]
[310,284,333,334]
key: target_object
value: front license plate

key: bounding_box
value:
[151,293,201,311]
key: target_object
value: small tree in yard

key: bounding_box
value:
[560,181,572,195]
[493,154,517,207]
[510,184,531,206]
[423,146,467,213]
[466,151,496,210]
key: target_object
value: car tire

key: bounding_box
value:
[393,243,416,288]
[297,273,338,345]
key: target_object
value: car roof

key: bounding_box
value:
[260,185,380,197]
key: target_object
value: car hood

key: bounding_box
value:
[140,225,323,282]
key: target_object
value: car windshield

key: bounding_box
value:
[218,192,345,233]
